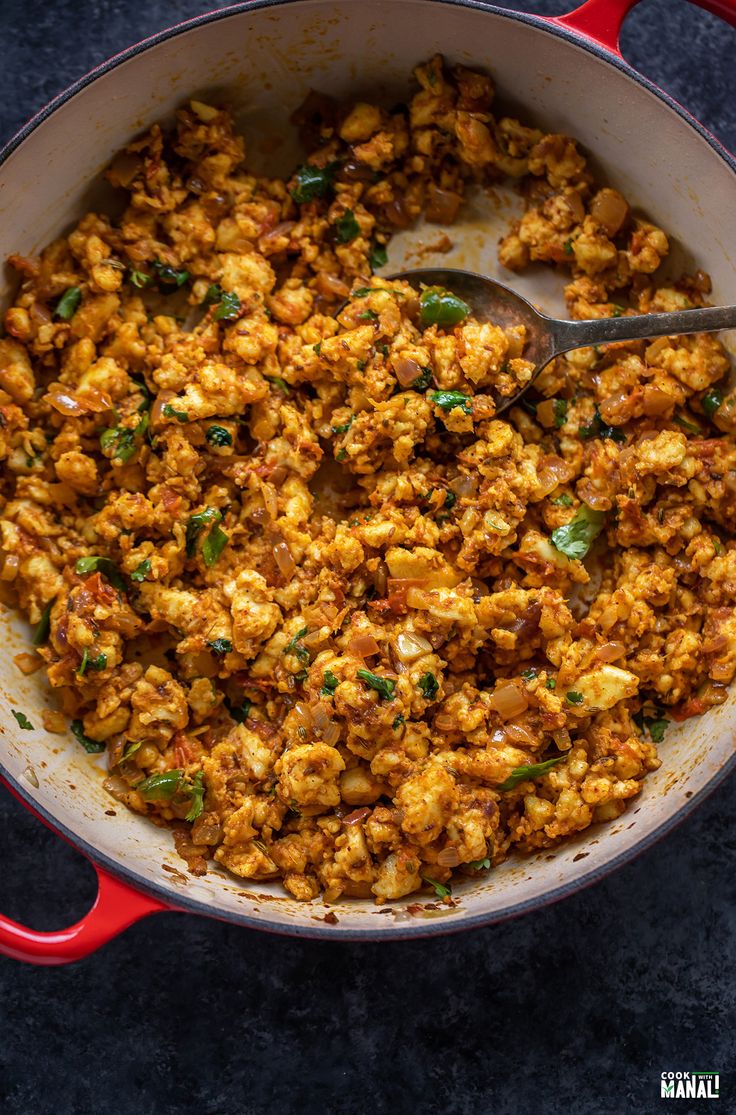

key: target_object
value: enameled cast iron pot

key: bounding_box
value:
[1,0,735,963]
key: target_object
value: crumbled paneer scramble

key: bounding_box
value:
[2,55,735,904]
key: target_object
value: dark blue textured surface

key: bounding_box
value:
[1,2,735,1112]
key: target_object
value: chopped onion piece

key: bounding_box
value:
[348,633,381,659]
[595,641,626,663]
[395,631,432,661]
[273,540,296,578]
[487,682,528,720]
[437,845,461,867]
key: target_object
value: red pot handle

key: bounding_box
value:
[0,779,169,964]
[552,0,736,55]
[0,862,168,965]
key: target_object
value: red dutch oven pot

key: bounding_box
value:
[1,0,735,963]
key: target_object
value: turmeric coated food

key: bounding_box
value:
[2,55,735,904]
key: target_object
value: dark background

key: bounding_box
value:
[1,2,735,1112]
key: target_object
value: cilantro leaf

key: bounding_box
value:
[284,627,310,664]
[207,638,233,657]
[419,288,470,328]
[130,559,151,583]
[212,290,242,322]
[153,261,189,288]
[55,287,82,321]
[320,669,340,697]
[417,672,439,700]
[74,556,126,592]
[32,600,53,647]
[137,769,183,799]
[551,506,605,561]
[334,209,361,243]
[369,242,388,271]
[185,771,206,822]
[11,709,34,731]
[206,424,233,447]
[430,390,472,415]
[357,669,396,701]
[70,719,105,753]
[497,757,563,791]
[421,876,451,898]
[290,163,337,204]
[579,405,625,443]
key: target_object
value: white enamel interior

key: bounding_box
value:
[1,0,735,938]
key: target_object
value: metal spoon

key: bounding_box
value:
[392,267,736,412]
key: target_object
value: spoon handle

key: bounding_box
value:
[550,304,736,356]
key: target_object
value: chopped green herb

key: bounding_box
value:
[611,304,625,318]
[551,506,605,561]
[521,667,538,681]
[265,376,291,393]
[202,524,229,567]
[421,876,451,899]
[75,556,125,592]
[378,343,389,357]
[163,403,189,423]
[120,740,143,763]
[314,342,322,356]
[336,448,348,461]
[356,359,367,372]
[369,242,388,271]
[185,507,222,558]
[429,390,472,415]
[634,708,669,743]
[284,627,310,665]
[203,283,224,305]
[137,769,183,800]
[418,672,439,700]
[100,425,138,462]
[410,366,433,391]
[358,309,378,322]
[334,209,360,243]
[208,638,233,657]
[554,398,568,428]
[497,756,563,791]
[331,416,354,435]
[290,163,337,204]
[546,678,557,690]
[353,287,374,298]
[320,669,340,697]
[70,719,105,753]
[357,669,396,701]
[392,714,405,730]
[55,286,82,321]
[566,690,584,705]
[185,771,206,822]
[419,288,471,328]
[552,494,574,508]
[78,647,107,676]
[443,490,456,510]
[579,405,625,443]
[468,857,491,871]
[153,261,189,288]
[130,559,151,583]
[227,698,252,724]
[11,709,34,731]
[129,269,153,289]
[647,717,669,743]
[673,414,701,434]
[206,424,233,447]
[563,238,573,255]
[32,600,53,647]
[702,389,723,419]
[212,290,242,321]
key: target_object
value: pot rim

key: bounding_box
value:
[1,0,735,940]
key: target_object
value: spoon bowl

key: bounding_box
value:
[392,267,736,412]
